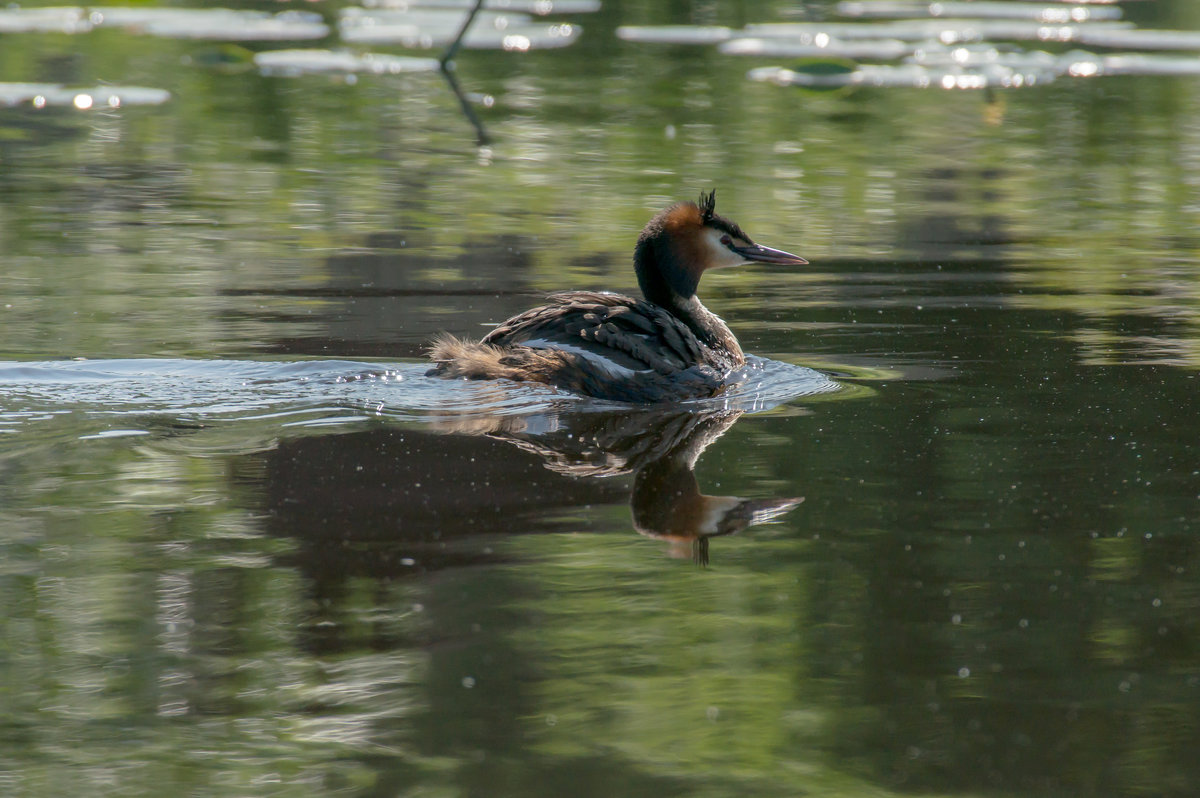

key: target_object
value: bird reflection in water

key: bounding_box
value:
[432,407,802,564]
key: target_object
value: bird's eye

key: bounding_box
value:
[720,234,733,247]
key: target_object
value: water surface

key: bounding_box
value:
[1,1,1199,796]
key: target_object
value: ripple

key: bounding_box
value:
[0,356,841,435]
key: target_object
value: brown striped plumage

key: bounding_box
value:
[427,191,806,403]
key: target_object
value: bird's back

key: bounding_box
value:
[483,291,718,374]
[429,291,742,403]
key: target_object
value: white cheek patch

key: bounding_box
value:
[702,228,750,269]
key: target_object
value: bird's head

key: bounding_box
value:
[635,190,807,302]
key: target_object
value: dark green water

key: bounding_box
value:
[2,1,1200,796]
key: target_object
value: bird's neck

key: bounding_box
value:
[635,244,742,359]
[671,295,743,361]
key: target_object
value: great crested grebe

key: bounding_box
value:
[426,191,807,403]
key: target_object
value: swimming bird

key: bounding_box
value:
[426,191,807,403]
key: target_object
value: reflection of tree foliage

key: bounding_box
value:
[1,0,1199,794]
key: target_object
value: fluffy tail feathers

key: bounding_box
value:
[425,333,565,383]
[426,334,506,379]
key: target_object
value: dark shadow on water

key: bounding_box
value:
[253,406,802,613]
[430,408,802,564]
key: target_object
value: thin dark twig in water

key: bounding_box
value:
[438,0,491,145]
[440,0,485,69]
[440,66,491,146]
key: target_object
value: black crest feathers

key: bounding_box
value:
[695,189,751,243]
[698,190,716,224]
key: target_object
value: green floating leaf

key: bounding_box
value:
[186,44,256,72]
[788,58,858,78]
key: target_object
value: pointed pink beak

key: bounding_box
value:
[732,242,807,265]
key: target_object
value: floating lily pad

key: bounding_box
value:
[616,0,1199,94]
[835,1,1123,23]
[363,0,601,13]
[720,36,912,60]
[740,19,1135,45]
[339,7,579,49]
[616,25,735,45]
[184,44,257,72]
[0,6,91,34]
[748,45,1200,91]
[90,8,329,41]
[1095,53,1200,75]
[1075,28,1200,50]
[908,42,1060,70]
[0,83,170,107]
[0,1,593,44]
[768,59,859,92]
[749,62,1055,90]
[254,49,441,76]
